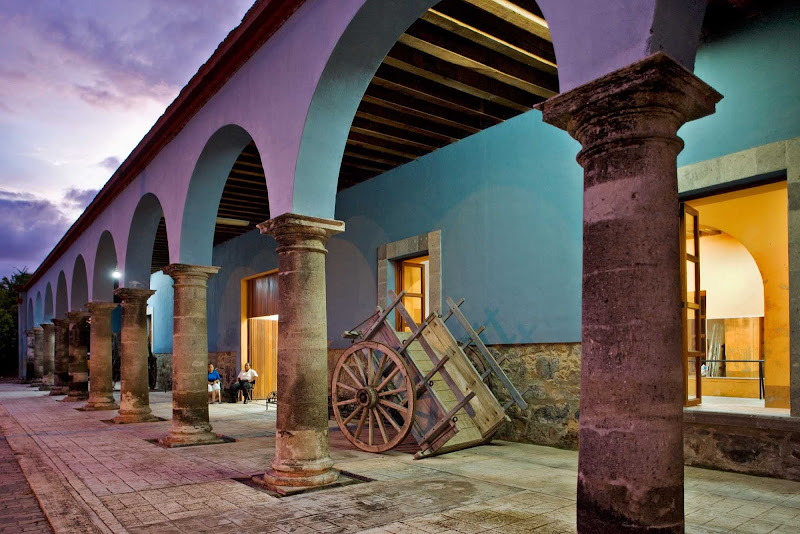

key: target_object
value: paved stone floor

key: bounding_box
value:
[1,383,799,533]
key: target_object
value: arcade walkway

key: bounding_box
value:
[1,384,799,534]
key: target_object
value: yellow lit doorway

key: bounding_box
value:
[241,270,278,400]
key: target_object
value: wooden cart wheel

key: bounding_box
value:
[331,341,416,453]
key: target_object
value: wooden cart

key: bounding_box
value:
[331,291,528,458]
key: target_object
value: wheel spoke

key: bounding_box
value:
[336,381,358,393]
[376,364,401,392]
[371,354,387,387]
[341,363,364,388]
[377,404,402,432]
[354,408,368,440]
[368,409,374,446]
[335,398,357,407]
[351,352,368,385]
[343,405,363,425]
[379,399,407,413]
[373,408,388,444]
[378,387,406,397]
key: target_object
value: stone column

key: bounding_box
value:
[40,323,55,390]
[31,327,44,386]
[159,264,222,447]
[63,312,90,402]
[83,302,119,410]
[25,330,35,383]
[50,319,70,395]
[255,213,344,491]
[537,53,721,533]
[113,288,158,424]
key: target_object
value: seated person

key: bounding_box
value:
[208,363,222,403]
[231,362,258,404]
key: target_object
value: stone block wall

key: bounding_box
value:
[209,351,237,387]
[684,412,800,481]
[483,343,581,450]
[153,353,172,391]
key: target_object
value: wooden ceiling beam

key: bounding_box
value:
[421,10,556,74]
[402,19,557,97]
[373,65,518,120]
[344,147,412,167]
[346,133,430,160]
[362,88,489,132]
[385,43,540,110]
[357,101,472,140]
[432,0,556,63]
[462,0,551,41]
[351,119,449,150]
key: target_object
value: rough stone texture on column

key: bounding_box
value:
[63,312,90,402]
[49,319,70,395]
[159,264,223,447]
[39,323,55,390]
[31,327,44,386]
[255,213,344,491]
[83,302,119,411]
[538,53,721,533]
[24,330,35,384]
[113,288,158,424]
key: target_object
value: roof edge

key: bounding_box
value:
[23,0,307,291]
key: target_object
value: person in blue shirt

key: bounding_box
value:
[208,363,222,403]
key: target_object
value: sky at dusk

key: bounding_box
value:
[0,0,255,280]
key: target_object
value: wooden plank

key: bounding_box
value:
[374,64,520,121]
[359,98,477,137]
[433,0,556,63]
[355,109,462,143]
[385,44,538,111]
[347,132,430,159]
[463,0,552,41]
[351,117,448,150]
[403,19,558,97]
[420,317,506,437]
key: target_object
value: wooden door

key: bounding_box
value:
[247,317,277,399]
[243,271,279,400]
[681,203,703,406]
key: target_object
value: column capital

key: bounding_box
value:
[537,52,722,166]
[25,329,34,335]
[33,326,44,332]
[51,318,67,328]
[258,213,345,253]
[86,301,118,316]
[65,311,90,322]
[162,264,220,284]
[41,323,55,332]
[114,287,155,303]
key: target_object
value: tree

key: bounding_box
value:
[0,269,32,377]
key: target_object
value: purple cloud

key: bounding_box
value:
[0,190,72,278]
[98,156,120,171]
[63,188,98,210]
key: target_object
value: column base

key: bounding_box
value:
[49,387,69,396]
[38,384,52,391]
[30,379,42,387]
[255,456,339,493]
[113,410,159,424]
[81,400,119,411]
[63,391,89,402]
[159,427,225,448]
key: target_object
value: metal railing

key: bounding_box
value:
[701,359,765,399]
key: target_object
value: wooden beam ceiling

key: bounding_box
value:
[337,0,558,190]
[150,141,269,272]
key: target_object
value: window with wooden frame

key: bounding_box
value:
[394,255,428,331]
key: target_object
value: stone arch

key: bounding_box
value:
[27,298,34,329]
[292,0,707,219]
[71,255,89,311]
[125,193,169,288]
[93,230,119,302]
[34,291,42,326]
[179,124,256,266]
[44,283,54,322]
[56,271,69,319]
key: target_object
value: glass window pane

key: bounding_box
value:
[686,308,700,352]
[687,356,698,401]
[403,264,423,294]
[403,296,423,326]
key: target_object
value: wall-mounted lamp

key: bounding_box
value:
[111,268,122,280]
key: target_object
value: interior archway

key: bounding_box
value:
[56,271,69,319]
[34,292,43,326]
[71,255,89,311]
[27,298,34,330]
[125,193,170,288]
[44,283,54,322]
[93,231,119,302]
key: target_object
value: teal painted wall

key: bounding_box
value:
[149,3,800,357]
[149,271,174,354]
[679,1,800,165]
